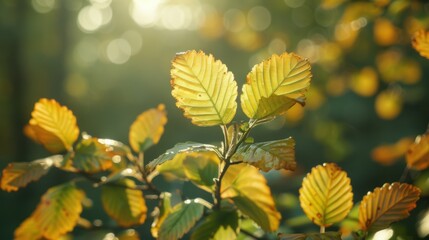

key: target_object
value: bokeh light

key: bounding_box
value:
[247,6,271,31]
[31,0,56,14]
[106,39,132,64]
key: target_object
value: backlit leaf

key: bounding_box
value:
[70,138,114,173]
[191,210,239,240]
[1,155,62,192]
[14,216,43,240]
[27,98,79,153]
[277,232,342,240]
[158,198,205,240]
[171,50,238,126]
[183,152,220,192]
[240,52,311,120]
[359,182,420,231]
[412,29,429,59]
[221,164,281,231]
[129,104,167,152]
[299,163,353,227]
[155,152,188,180]
[146,142,218,173]
[33,182,85,239]
[101,178,147,227]
[406,133,429,170]
[117,229,140,240]
[151,192,172,238]
[231,138,295,172]
[371,137,413,166]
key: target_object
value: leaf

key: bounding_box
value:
[231,138,296,172]
[240,52,311,120]
[299,163,353,227]
[151,192,172,238]
[101,178,147,227]
[71,138,114,173]
[183,152,220,192]
[221,164,281,232]
[406,133,429,170]
[129,104,167,152]
[32,182,85,239]
[158,198,205,240]
[358,182,420,231]
[14,216,43,240]
[277,232,342,240]
[146,142,218,173]
[412,29,429,59]
[117,229,140,240]
[371,137,413,166]
[1,155,62,192]
[191,210,239,240]
[171,50,238,126]
[26,98,79,153]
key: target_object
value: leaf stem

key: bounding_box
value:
[399,166,410,182]
[320,225,325,233]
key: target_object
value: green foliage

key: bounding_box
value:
[1,48,426,240]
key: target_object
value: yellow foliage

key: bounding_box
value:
[350,67,379,97]
[306,87,326,110]
[299,163,353,227]
[412,29,429,59]
[406,133,429,170]
[129,104,167,152]
[25,98,79,153]
[373,18,399,46]
[285,104,305,123]
[371,137,414,165]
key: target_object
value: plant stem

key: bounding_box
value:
[399,166,410,182]
[320,225,325,233]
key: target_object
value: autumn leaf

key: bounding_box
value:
[406,133,429,170]
[158,199,205,240]
[240,52,311,121]
[221,164,281,232]
[151,192,172,238]
[14,216,43,240]
[25,98,79,153]
[32,182,85,239]
[1,155,62,192]
[231,138,295,172]
[299,163,353,227]
[70,137,114,173]
[183,152,220,192]
[359,182,420,231]
[371,137,413,166]
[129,104,167,152]
[101,178,147,227]
[171,50,238,126]
[191,210,239,240]
[412,29,429,59]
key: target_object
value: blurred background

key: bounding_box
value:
[1,0,429,239]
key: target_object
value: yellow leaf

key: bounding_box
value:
[117,229,140,240]
[151,192,172,238]
[1,155,62,192]
[359,182,420,231]
[171,50,238,126]
[221,164,281,231]
[129,104,167,152]
[371,137,413,166]
[374,18,399,46]
[375,90,402,120]
[299,163,353,227]
[14,216,43,240]
[27,99,79,153]
[406,133,429,170]
[33,182,85,239]
[240,52,311,120]
[101,178,147,227]
[71,138,114,173]
[350,67,379,97]
[412,29,429,59]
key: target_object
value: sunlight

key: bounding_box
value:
[106,38,132,64]
[373,228,394,240]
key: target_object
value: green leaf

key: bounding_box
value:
[146,142,218,173]
[191,210,239,240]
[240,52,311,120]
[221,164,281,232]
[183,152,220,192]
[155,152,188,180]
[358,182,420,231]
[151,192,172,238]
[101,179,147,227]
[1,155,62,192]
[171,50,238,126]
[71,137,114,173]
[32,182,85,239]
[299,163,353,227]
[158,198,205,240]
[231,138,296,172]
[129,104,167,152]
[277,232,342,240]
